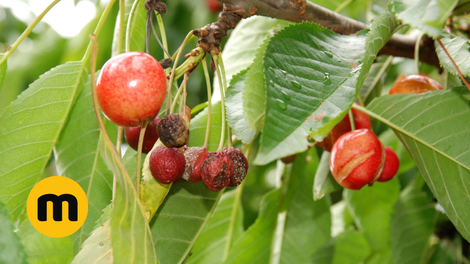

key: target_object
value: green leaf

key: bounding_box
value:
[98,136,156,263]
[365,86,470,241]
[54,76,115,253]
[0,200,27,264]
[17,219,74,264]
[72,204,113,264]
[311,230,372,264]
[313,151,341,201]
[435,33,470,77]
[345,178,400,253]
[0,54,6,92]
[256,22,366,165]
[112,0,146,54]
[392,0,457,37]
[150,182,223,264]
[391,183,437,264]
[187,101,223,151]
[223,189,280,264]
[225,70,256,144]
[359,56,393,105]
[280,149,331,263]
[187,189,244,264]
[0,62,85,219]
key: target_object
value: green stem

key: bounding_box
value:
[348,109,356,131]
[170,80,185,114]
[414,32,424,74]
[0,0,61,66]
[113,126,124,201]
[222,180,245,262]
[135,120,149,193]
[214,55,226,151]
[156,13,169,66]
[217,54,232,148]
[115,0,125,55]
[334,0,354,13]
[202,59,212,149]
[125,0,140,53]
[82,0,118,63]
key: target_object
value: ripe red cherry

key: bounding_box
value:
[182,147,209,182]
[206,0,223,13]
[96,52,166,127]
[124,115,161,153]
[149,146,186,184]
[318,104,372,152]
[377,147,400,182]
[330,129,385,190]
[389,75,443,95]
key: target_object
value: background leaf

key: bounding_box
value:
[0,62,85,219]
[365,86,470,241]
[0,54,6,92]
[435,33,470,77]
[313,151,342,201]
[112,0,146,54]
[392,0,457,37]
[54,76,116,253]
[0,200,27,264]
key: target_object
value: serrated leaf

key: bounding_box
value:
[54,76,115,253]
[365,86,470,241]
[311,230,371,264]
[280,149,331,263]
[391,184,437,264]
[187,101,224,151]
[0,62,85,219]
[392,0,457,37]
[187,189,244,264]
[150,182,223,264]
[256,22,366,164]
[223,189,280,264]
[98,136,156,263]
[345,179,400,253]
[313,151,341,201]
[435,33,470,77]
[72,204,113,264]
[0,54,6,92]
[225,70,257,144]
[0,200,27,264]
[112,0,146,54]
[17,219,74,264]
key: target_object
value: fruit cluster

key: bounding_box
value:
[96,52,247,192]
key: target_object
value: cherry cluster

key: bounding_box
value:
[95,51,247,192]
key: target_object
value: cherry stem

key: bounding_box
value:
[436,38,470,92]
[166,31,193,115]
[156,13,170,75]
[149,12,171,59]
[170,77,185,114]
[348,109,355,131]
[115,0,125,56]
[217,54,233,148]
[0,0,61,66]
[135,120,149,193]
[414,32,424,74]
[182,72,188,113]
[146,13,151,54]
[214,54,226,151]
[125,0,140,52]
[113,126,124,201]
[202,59,212,149]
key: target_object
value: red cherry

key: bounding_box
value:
[330,129,385,190]
[389,75,443,95]
[206,0,223,13]
[190,148,210,183]
[149,146,186,184]
[124,116,161,153]
[182,147,209,182]
[377,147,400,182]
[96,52,166,127]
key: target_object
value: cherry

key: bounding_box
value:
[330,129,385,190]
[201,151,233,191]
[377,147,400,182]
[317,103,372,152]
[124,115,161,153]
[182,147,209,182]
[223,147,248,187]
[389,75,443,95]
[96,52,166,127]
[157,107,191,148]
[149,146,186,184]
[206,0,223,13]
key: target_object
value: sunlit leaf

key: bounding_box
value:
[0,62,85,219]
[0,200,27,264]
[435,32,470,77]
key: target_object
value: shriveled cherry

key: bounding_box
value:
[96,52,166,127]
[124,115,161,153]
[318,104,372,152]
[377,147,400,182]
[330,129,385,190]
[157,107,191,148]
[223,147,248,187]
[182,147,209,182]
[389,75,443,95]
[201,151,233,191]
[149,146,186,184]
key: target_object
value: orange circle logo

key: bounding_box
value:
[27,176,88,238]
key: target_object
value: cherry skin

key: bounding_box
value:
[206,0,223,13]
[318,103,372,152]
[377,147,400,182]
[96,52,166,127]
[389,75,443,95]
[124,115,161,153]
[330,129,385,190]
[149,146,186,184]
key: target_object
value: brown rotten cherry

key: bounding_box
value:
[157,106,191,148]
[223,147,248,187]
[149,146,186,184]
[124,115,161,153]
[330,129,385,190]
[96,52,166,127]
[201,151,234,191]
